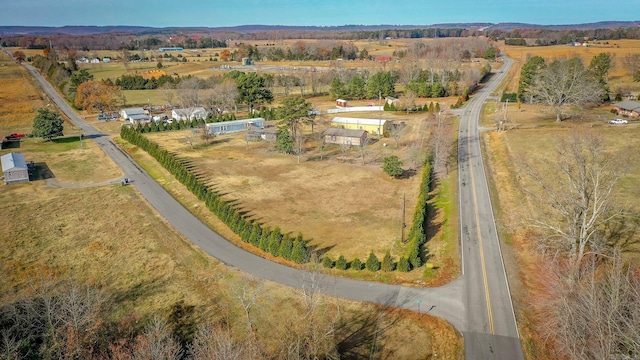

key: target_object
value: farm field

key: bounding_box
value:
[0,51,49,136]
[140,104,461,285]
[0,49,461,358]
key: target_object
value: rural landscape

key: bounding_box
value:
[1,7,640,360]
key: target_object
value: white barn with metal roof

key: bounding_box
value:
[1,152,29,184]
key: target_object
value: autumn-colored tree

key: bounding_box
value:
[75,81,122,113]
[13,50,26,63]
[220,49,232,62]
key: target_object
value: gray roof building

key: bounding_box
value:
[1,152,29,184]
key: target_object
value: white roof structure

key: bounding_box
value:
[172,107,208,120]
[120,108,147,117]
[1,152,27,172]
[331,117,388,126]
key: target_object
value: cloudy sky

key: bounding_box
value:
[2,0,637,27]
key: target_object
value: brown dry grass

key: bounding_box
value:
[0,51,48,135]
[147,126,422,261]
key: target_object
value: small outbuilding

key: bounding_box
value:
[172,107,208,121]
[206,118,265,135]
[1,152,29,184]
[324,128,368,146]
[246,128,277,142]
[336,99,348,108]
[120,108,151,124]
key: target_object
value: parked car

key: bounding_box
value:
[5,133,25,140]
[609,118,628,124]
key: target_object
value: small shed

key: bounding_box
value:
[1,152,29,184]
[324,128,368,146]
[206,118,266,135]
[336,99,348,108]
[172,107,208,121]
[120,108,151,124]
[246,128,277,142]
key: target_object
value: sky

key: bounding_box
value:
[1,0,638,28]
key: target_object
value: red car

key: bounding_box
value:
[5,133,26,140]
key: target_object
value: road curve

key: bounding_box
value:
[11,48,523,358]
[458,57,524,359]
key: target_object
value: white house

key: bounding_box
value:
[1,152,29,184]
[119,108,151,124]
[172,107,208,121]
[90,58,100,64]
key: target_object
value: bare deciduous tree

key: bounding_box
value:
[230,278,264,332]
[524,132,627,270]
[131,317,182,360]
[533,253,640,359]
[189,323,256,360]
[530,57,603,121]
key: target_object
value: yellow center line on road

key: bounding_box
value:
[467,104,495,335]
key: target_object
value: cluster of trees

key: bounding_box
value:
[120,126,311,265]
[114,73,180,90]
[523,132,640,358]
[329,71,396,99]
[517,54,609,121]
[0,270,407,359]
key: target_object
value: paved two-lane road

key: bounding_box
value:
[13,48,523,358]
[458,57,524,359]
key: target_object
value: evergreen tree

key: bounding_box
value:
[397,256,410,272]
[291,238,308,264]
[335,255,348,270]
[381,251,395,272]
[32,108,64,140]
[365,251,381,272]
[408,242,422,268]
[278,234,294,260]
[249,224,262,247]
[322,256,334,268]
[241,223,252,242]
[259,227,271,251]
[268,227,282,256]
[351,258,363,271]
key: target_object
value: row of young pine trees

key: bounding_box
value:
[121,125,431,272]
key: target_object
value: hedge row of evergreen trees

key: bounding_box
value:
[120,126,311,264]
[384,101,442,113]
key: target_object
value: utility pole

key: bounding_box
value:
[378,91,382,139]
[401,192,406,243]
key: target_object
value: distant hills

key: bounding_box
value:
[0,21,638,36]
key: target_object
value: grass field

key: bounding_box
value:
[0,51,49,136]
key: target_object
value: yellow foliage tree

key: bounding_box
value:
[75,81,122,113]
[220,49,232,62]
